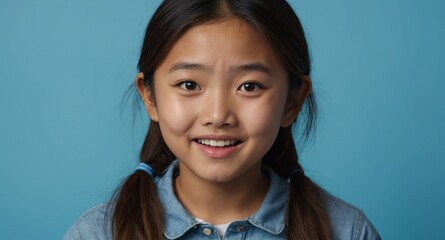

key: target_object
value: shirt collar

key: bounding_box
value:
[156,161,199,239]
[155,160,288,239]
[246,166,288,234]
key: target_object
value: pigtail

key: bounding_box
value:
[109,122,175,240]
[264,126,331,240]
[111,171,164,240]
[285,97,331,239]
[287,174,331,240]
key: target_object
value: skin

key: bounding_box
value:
[137,18,311,224]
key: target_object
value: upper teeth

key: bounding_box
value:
[197,139,237,147]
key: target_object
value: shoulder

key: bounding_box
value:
[63,203,112,240]
[63,163,175,240]
[323,193,381,240]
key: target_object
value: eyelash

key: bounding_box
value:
[237,82,264,92]
[177,80,201,91]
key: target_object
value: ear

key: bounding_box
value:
[136,72,159,122]
[281,75,312,127]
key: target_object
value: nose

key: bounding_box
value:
[199,91,237,128]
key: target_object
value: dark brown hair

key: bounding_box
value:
[110,0,331,239]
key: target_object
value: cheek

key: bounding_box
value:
[239,94,286,138]
[155,95,197,137]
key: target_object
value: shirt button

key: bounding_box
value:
[203,228,212,236]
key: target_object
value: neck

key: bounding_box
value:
[174,163,269,225]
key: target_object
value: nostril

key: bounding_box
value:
[199,103,237,128]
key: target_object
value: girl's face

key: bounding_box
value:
[141,18,302,184]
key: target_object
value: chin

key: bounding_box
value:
[197,169,240,183]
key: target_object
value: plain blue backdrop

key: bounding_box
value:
[1,0,444,239]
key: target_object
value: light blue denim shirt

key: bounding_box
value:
[64,161,380,239]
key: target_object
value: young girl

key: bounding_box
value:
[65,0,380,239]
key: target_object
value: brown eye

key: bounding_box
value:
[179,81,201,91]
[238,82,261,92]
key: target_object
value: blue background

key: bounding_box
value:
[1,0,444,239]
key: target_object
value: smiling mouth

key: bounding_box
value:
[195,139,242,147]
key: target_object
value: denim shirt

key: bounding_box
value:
[64,161,380,239]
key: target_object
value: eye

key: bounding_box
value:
[178,80,201,91]
[238,82,263,92]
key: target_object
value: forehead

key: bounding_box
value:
[183,18,267,48]
[157,18,283,70]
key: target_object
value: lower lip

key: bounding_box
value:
[194,141,241,159]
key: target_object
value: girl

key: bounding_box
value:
[65,0,380,239]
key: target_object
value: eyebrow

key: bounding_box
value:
[230,63,272,76]
[168,62,210,73]
[168,61,273,76]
